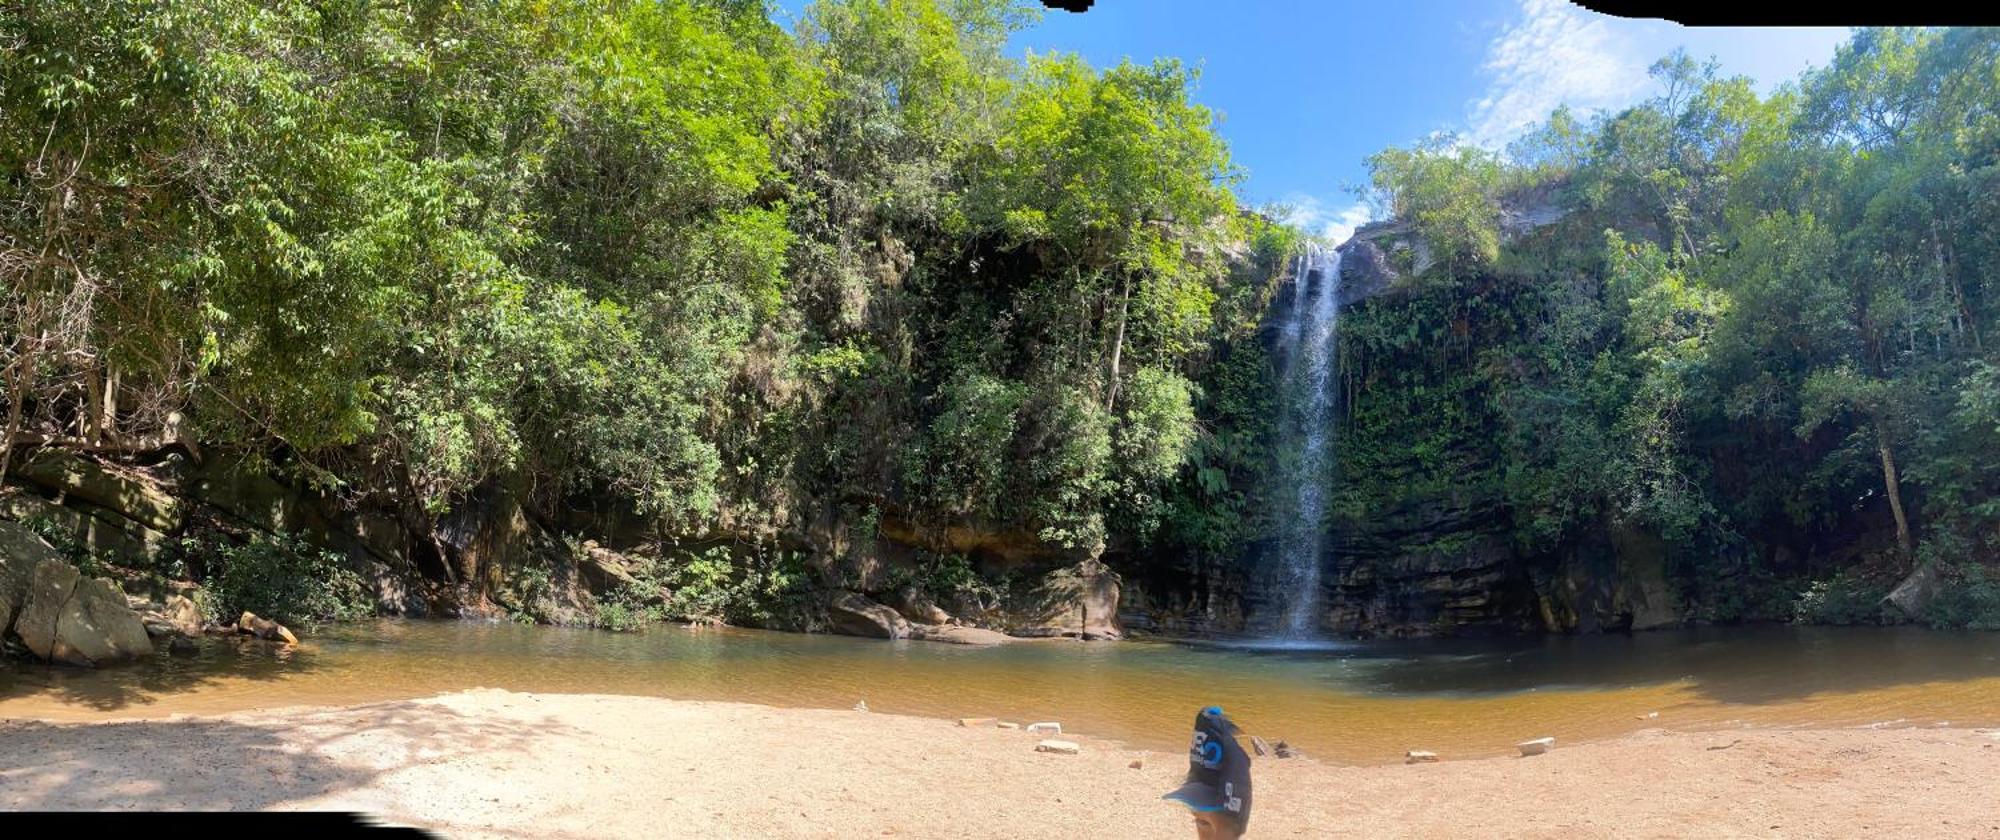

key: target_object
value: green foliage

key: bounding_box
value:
[1920,564,2000,630]
[1,0,1258,608]
[1794,571,1893,625]
[1365,137,1506,275]
[501,562,556,626]
[190,531,373,627]
[906,372,1028,520]
[1285,27,2000,625]
[17,516,114,580]
[593,601,646,633]
[1116,368,1200,483]
[644,544,818,628]
[881,551,1002,610]
[13,3,1995,639]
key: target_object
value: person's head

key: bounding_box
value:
[1191,809,1245,840]
[1163,705,1252,837]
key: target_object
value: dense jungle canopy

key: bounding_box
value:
[2,3,1995,632]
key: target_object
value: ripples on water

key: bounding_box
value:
[4,621,1999,763]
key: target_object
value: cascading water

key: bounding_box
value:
[1269,243,1342,638]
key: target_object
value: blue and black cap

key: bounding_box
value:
[1162,705,1253,830]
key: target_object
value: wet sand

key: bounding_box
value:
[3,689,1997,838]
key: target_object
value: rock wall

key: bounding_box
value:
[1,449,1124,643]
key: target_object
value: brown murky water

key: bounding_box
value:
[4,621,1999,763]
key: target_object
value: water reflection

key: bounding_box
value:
[4,620,1999,762]
[1313,627,2000,703]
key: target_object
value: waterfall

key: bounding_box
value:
[1269,243,1342,638]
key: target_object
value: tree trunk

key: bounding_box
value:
[1931,218,1980,351]
[1877,426,1914,564]
[1104,277,1131,411]
[0,353,28,487]
[83,359,102,445]
[99,361,118,445]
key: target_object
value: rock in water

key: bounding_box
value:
[997,722,1020,730]
[853,700,870,713]
[1885,561,1944,619]
[908,623,1013,646]
[1406,750,1439,764]
[237,611,300,645]
[1517,737,1556,757]
[165,594,204,635]
[140,593,208,639]
[15,559,154,667]
[1250,735,1272,757]
[1035,739,1081,755]
[168,636,200,657]
[958,718,997,728]
[827,591,911,640]
[1026,721,1062,734]
[887,586,955,626]
[1273,740,1300,759]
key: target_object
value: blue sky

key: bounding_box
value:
[775,1,1853,244]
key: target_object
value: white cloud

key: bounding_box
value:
[1278,194,1374,246]
[1462,2,1848,151]
[1466,0,1652,149]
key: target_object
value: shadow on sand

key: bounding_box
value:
[0,634,328,713]
[0,695,571,813]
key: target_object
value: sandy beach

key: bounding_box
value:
[2,689,1998,838]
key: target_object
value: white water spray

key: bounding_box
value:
[1269,243,1342,638]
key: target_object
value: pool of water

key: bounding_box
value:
[5,621,2000,763]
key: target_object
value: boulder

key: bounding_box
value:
[136,594,205,639]
[237,611,300,645]
[886,586,954,625]
[576,541,651,598]
[1885,561,1944,619]
[1517,737,1555,757]
[1035,739,1081,755]
[0,520,64,636]
[1334,236,1402,305]
[0,492,167,564]
[164,594,204,634]
[908,623,1012,646]
[13,451,182,533]
[14,559,155,666]
[828,591,910,640]
[1006,558,1124,640]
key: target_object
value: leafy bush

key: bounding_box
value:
[663,548,737,622]
[17,515,112,579]
[500,562,557,625]
[654,544,817,628]
[1793,571,1893,625]
[593,599,648,633]
[1920,564,2000,631]
[192,531,374,627]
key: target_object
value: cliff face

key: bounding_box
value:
[1121,186,1710,639]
